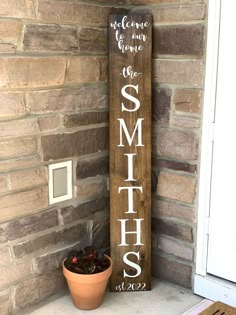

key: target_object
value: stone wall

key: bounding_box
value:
[149,0,206,289]
[0,0,207,313]
[0,1,113,314]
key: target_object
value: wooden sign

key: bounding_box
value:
[109,14,152,292]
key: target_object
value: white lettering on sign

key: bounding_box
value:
[124,153,137,181]
[132,33,147,41]
[118,219,144,246]
[118,187,143,214]
[118,118,144,147]
[123,252,142,278]
[111,16,150,54]
[121,84,140,112]
[121,66,142,79]
[110,16,150,31]
[116,63,146,281]
[115,281,146,291]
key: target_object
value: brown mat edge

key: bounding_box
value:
[199,301,236,315]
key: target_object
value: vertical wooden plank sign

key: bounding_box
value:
[109,14,152,292]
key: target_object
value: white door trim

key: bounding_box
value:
[194,274,236,307]
[195,0,221,276]
[195,0,236,304]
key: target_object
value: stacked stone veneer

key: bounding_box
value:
[149,0,206,289]
[0,0,207,313]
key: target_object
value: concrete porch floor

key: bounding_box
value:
[20,278,203,315]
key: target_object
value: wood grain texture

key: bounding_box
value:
[109,14,152,292]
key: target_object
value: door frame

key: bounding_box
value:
[194,0,236,305]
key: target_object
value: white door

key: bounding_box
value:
[206,0,236,283]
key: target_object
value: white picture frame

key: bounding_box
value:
[48,160,72,204]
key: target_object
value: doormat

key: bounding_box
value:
[199,301,236,315]
[182,299,213,315]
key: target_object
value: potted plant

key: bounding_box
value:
[63,246,112,310]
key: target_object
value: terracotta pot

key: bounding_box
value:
[63,255,112,310]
